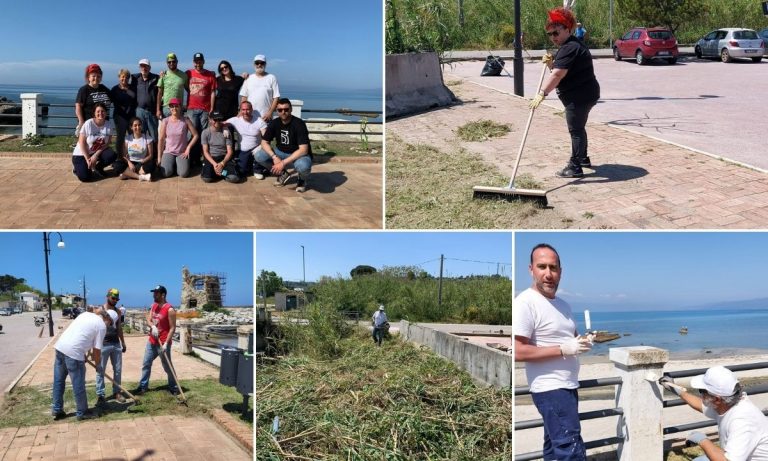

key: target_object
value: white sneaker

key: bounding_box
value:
[254,173,265,180]
[139,173,152,182]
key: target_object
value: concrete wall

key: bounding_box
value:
[385,52,457,119]
[400,320,512,389]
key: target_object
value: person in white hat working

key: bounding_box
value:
[371,305,388,347]
[660,366,768,460]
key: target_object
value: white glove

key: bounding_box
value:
[659,376,687,396]
[686,431,707,445]
[150,326,159,339]
[560,336,592,356]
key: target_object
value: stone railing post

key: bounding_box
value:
[610,346,669,461]
[21,93,41,138]
[238,325,254,351]
[290,99,303,119]
[177,319,193,354]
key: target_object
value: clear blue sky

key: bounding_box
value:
[515,232,768,311]
[0,232,253,308]
[256,232,512,282]
[0,1,382,90]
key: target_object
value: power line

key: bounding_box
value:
[444,257,511,266]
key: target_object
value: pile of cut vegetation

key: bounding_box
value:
[256,330,511,460]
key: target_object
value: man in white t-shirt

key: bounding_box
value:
[239,54,280,122]
[513,243,592,461]
[51,309,116,421]
[372,305,389,347]
[661,366,768,460]
[227,100,267,177]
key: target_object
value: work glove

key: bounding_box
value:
[529,92,546,110]
[560,336,592,356]
[542,53,554,66]
[686,431,707,445]
[659,376,687,396]
[122,344,127,353]
[150,326,159,339]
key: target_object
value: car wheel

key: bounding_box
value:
[667,57,677,65]
[721,48,732,63]
[635,50,645,65]
[752,57,762,63]
[695,46,702,58]
[613,47,622,61]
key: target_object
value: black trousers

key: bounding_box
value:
[563,99,597,168]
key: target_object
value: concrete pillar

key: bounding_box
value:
[177,319,193,354]
[290,99,303,119]
[238,325,254,351]
[21,93,41,138]
[610,346,669,461]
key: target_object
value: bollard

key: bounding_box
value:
[21,93,41,138]
[237,325,254,351]
[610,346,669,461]
[290,99,303,119]
[177,319,193,354]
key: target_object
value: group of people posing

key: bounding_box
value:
[51,285,180,420]
[73,52,313,192]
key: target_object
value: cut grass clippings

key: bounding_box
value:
[455,120,510,142]
[256,330,512,460]
[386,132,569,229]
[0,378,252,428]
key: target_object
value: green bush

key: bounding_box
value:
[280,301,352,359]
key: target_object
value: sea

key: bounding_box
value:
[574,308,768,358]
[0,83,382,135]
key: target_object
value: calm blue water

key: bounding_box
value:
[0,83,381,134]
[574,308,768,356]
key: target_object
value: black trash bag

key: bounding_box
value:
[481,55,505,76]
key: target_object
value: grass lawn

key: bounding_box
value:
[256,330,511,460]
[0,378,252,428]
[385,133,572,229]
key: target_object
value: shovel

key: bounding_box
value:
[85,358,140,404]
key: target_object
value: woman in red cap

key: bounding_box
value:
[75,64,112,137]
[529,7,600,179]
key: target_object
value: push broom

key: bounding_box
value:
[472,61,549,205]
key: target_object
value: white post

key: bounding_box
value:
[290,99,304,119]
[21,93,41,138]
[610,346,669,461]
[238,325,254,351]
[177,319,193,354]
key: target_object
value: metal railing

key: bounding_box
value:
[515,376,625,461]
[0,101,21,129]
[188,325,241,357]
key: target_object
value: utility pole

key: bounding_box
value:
[438,254,444,312]
[301,245,306,284]
[458,0,464,27]
[513,0,524,96]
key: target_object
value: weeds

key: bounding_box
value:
[456,120,510,142]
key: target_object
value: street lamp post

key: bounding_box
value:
[301,245,306,284]
[43,232,65,337]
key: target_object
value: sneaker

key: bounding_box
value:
[139,173,152,182]
[580,156,592,168]
[76,410,98,421]
[296,178,308,193]
[169,388,180,396]
[254,172,265,180]
[91,169,104,179]
[131,387,147,396]
[555,166,584,178]
[52,410,67,420]
[274,170,291,187]
[96,395,106,407]
[113,393,126,403]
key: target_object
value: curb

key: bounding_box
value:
[3,331,59,396]
[210,408,253,454]
[0,151,380,163]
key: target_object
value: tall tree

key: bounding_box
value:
[350,265,377,278]
[0,274,25,293]
[617,0,707,33]
[257,270,285,297]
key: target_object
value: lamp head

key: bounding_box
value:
[57,241,65,249]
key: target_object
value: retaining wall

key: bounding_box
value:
[400,320,512,388]
[385,52,457,118]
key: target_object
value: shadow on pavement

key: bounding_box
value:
[548,164,648,192]
[309,171,349,193]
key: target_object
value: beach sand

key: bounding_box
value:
[515,350,768,458]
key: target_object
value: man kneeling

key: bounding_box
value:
[201,111,240,183]
[255,98,312,193]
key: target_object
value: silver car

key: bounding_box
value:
[695,28,764,62]
[760,28,768,56]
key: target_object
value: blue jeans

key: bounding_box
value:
[138,341,178,392]
[531,388,586,461]
[95,343,122,397]
[564,100,597,168]
[52,350,88,417]
[236,146,266,177]
[255,147,312,180]
[372,327,384,345]
[136,107,158,143]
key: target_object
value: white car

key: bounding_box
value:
[695,28,764,62]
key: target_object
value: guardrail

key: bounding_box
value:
[515,346,768,460]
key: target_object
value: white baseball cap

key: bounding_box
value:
[138,58,151,67]
[253,54,266,63]
[690,366,739,397]
[106,309,119,325]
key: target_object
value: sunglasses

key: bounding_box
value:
[167,60,178,64]
[546,29,562,37]
[169,104,180,108]
[276,108,291,113]
[109,296,119,301]
[219,66,229,71]
[254,61,266,66]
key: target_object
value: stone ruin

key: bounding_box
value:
[180,267,226,309]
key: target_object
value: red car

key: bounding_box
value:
[613,27,679,65]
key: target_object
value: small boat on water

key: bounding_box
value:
[592,331,621,343]
[679,326,688,335]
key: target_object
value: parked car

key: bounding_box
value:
[613,27,679,65]
[695,28,764,62]
[0,308,12,316]
[759,28,768,56]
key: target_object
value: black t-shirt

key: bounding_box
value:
[215,75,244,119]
[111,84,137,120]
[553,36,600,105]
[76,84,112,119]
[263,116,313,158]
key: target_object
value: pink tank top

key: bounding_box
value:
[163,117,188,156]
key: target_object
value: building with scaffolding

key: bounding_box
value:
[181,266,227,309]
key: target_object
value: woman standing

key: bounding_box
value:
[75,64,112,137]
[111,69,137,159]
[214,60,244,119]
[72,103,118,181]
[157,98,198,178]
[529,7,600,178]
